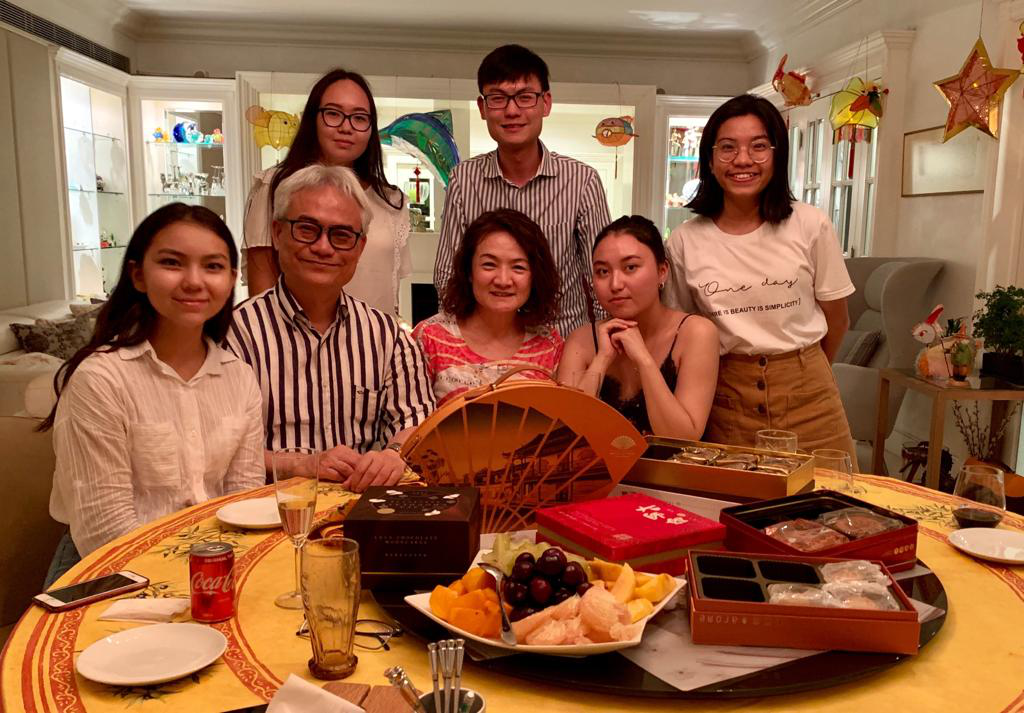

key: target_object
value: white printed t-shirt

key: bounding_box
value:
[665,201,854,356]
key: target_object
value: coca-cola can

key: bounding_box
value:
[189,542,235,622]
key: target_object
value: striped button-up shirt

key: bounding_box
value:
[433,142,612,336]
[225,279,435,453]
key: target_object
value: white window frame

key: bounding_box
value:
[785,102,873,257]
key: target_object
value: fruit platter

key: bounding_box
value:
[404,534,685,656]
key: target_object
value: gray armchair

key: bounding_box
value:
[833,258,944,472]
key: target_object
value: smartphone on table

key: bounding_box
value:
[32,571,149,612]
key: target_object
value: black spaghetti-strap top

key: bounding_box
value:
[593,315,692,434]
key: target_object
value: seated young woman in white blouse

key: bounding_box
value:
[41,204,265,587]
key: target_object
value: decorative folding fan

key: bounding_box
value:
[400,375,646,534]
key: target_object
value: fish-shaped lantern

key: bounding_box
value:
[829,77,888,143]
[245,106,300,150]
[380,110,460,187]
[594,116,638,147]
[773,54,812,107]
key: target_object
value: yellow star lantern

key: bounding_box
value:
[933,38,1019,142]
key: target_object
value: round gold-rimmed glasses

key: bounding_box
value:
[297,617,404,651]
[712,141,775,164]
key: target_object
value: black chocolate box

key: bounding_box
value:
[344,485,480,589]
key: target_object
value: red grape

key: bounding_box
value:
[561,561,586,588]
[529,576,553,605]
[536,548,567,577]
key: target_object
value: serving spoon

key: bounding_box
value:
[477,562,518,645]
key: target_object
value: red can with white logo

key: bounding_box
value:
[189,542,235,622]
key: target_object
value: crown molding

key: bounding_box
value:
[751,0,860,58]
[131,18,753,63]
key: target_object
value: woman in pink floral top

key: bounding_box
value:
[413,209,563,406]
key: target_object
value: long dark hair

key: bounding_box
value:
[269,69,401,215]
[442,209,560,329]
[39,204,238,431]
[687,94,794,225]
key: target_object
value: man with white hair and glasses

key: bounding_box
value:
[227,164,434,491]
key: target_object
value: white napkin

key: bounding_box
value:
[98,597,189,623]
[267,674,366,713]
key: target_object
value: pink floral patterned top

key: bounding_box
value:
[411,313,563,406]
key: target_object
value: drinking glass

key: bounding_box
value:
[812,448,854,492]
[272,448,320,609]
[952,464,1005,528]
[300,537,360,680]
[756,429,799,453]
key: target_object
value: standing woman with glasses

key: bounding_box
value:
[242,69,410,315]
[664,94,857,464]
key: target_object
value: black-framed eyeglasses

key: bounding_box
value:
[318,107,372,132]
[283,219,363,251]
[712,140,776,164]
[296,618,404,651]
[481,91,544,110]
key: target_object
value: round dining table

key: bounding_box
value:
[2,472,1023,713]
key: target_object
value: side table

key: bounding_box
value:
[871,368,1024,489]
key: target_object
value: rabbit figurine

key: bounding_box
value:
[912,304,944,344]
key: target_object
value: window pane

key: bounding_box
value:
[788,125,801,190]
[833,138,851,182]
[863,182,876,252]
[867,136,879,179]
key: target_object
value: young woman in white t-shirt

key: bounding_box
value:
[243,69,410,313]
[664,94,857,462]
[41,204,265,586]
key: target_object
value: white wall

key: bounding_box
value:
[0,26,69,309]
[136,41,750,98]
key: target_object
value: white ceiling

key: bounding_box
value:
[114,0,799,34]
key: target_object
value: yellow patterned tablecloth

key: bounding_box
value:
[2,474,1023,713]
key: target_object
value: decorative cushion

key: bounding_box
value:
[9,313,94,360]
[68,302,103,317]
[836,329,882,366]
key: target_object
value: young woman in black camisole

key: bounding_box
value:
[557,216,720,437]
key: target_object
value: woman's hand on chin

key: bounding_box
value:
[595,318,635,365]
[609,324,654,367]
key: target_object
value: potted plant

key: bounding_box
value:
[973,285,1024,383]
[949,340,974,381]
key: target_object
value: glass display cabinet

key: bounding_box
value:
[57,72,131,296]
[652,96,722,237]
[128,77,243,259]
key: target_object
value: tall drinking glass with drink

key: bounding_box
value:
[272,447,320,609]
[301,537,360,680]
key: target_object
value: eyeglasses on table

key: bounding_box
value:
[296,617,404,651]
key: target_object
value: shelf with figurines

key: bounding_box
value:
[149,122,225,148]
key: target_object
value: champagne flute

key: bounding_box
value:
[272,447,320,609]
[952,464,1005,528]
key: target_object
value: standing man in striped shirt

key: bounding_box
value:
[433,44,612,337]
[226,164,435,492]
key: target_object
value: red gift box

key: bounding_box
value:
[688,550,921,655]
[718,491,919,572]
[535,494,725,575]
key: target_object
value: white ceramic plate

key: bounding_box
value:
[216,496,281,529]
[405,576,685,657]
[76,623,227,686]
[948,527,1024,565]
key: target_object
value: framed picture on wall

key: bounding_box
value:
[901,126,988,197]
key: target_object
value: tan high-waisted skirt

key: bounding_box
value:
[704,343,858,470]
